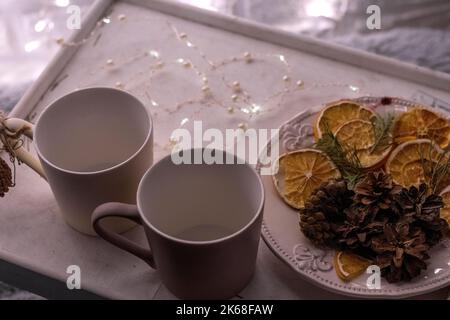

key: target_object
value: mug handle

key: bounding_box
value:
[2,117,46,179]
[92,202,155,268]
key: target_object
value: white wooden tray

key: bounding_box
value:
[2,0,450,299]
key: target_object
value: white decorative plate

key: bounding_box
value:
[258,96,450,298]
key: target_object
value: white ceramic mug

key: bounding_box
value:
[92,149,264,299]
[3,87,153,235]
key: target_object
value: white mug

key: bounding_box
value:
[92,149,264,299]
[3,87,153,235]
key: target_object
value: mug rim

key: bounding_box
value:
[33,87,153,176]
[136,148,265,245]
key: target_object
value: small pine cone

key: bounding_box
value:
[353,170,402,219]
[396,183,442,217]
[299,179,354,247]
[336,205,385,249]
[371,223,429,283]
[395,183,447,246]
[299,211,336,247]
[0,157,13,197]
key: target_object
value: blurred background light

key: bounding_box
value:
[305,0,338,18]
[54,0,70,8]
[24,40,40,52]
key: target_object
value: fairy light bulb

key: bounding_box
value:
[232,81,241,93]
[115,81,124,88]
[238,122,247,130]
[244,52,253,63]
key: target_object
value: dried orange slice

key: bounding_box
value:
[393,107,450,149]
[334,251,372,282]
[439,186,450,225]
[314,100,375,140]
[385,139,445,189]
[335,119,392,168]
[273,149,340,209]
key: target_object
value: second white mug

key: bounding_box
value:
[3,87,153,235]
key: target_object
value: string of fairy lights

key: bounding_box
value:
[53,12,361,146]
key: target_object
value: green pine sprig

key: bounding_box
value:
[315,123,364,189]
[370,113,395,154]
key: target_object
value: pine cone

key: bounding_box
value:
[298,174,448,283]
[371,222,429,283]
[299,179,354,247]
[334,171,401,250]
[336,205,385,249]
[353,170,402,220]
[0,157,13,197]
[395,183,448,246]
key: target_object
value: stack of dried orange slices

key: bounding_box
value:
[272,99,450,282]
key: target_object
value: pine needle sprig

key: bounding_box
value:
[315,123,364,189]
[370,113,395,154]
